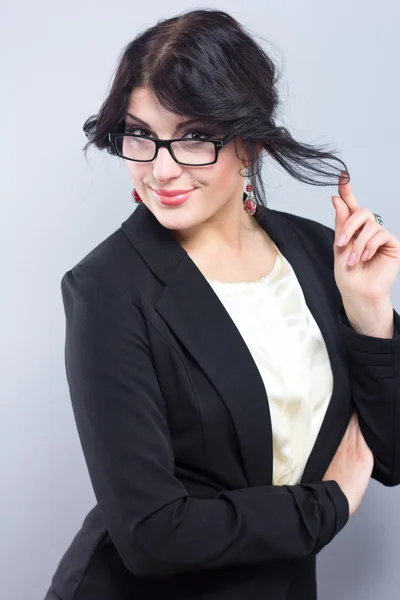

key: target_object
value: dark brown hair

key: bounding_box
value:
[83,8,348,208]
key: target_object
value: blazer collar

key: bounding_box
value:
[121,199,350,486]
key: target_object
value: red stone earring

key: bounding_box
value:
[131,189,142,203]
[243,172,257,215]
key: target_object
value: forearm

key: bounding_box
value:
[129,481,348,577]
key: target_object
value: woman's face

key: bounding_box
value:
[122,86,249,234]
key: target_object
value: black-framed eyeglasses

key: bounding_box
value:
[108,132,236,166]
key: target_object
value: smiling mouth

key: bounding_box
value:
[153,188,195,197]
[151,188,195,206]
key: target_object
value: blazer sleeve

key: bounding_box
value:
[60,264,349,579]
[321,223,400,486]
[337,304,400,486]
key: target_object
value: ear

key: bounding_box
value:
[236,140,263,169]
[243,142,264,166]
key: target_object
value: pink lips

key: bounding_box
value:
[151,188,195,206]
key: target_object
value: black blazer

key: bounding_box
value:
[45,200,400,600]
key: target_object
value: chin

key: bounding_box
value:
[156,207,206,233]
[145,203,187,229]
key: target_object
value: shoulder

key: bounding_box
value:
[265,207,336,269]
[60,225,147,305]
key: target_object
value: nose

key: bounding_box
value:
[152,146,183,181]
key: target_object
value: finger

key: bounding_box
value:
[345,219,381,265]
[334,207,374,247]
[338,170,359,213]
[332,195,351,239]
[360,227,393,261]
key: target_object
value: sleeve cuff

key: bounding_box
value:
[337,305,400,358]
[297,480,350,554]
[322,480,350,536]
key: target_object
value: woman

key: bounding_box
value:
[44,8,400,600]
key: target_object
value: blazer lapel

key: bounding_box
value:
[121,200,351,487]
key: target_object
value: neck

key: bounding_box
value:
[172,193,259,255]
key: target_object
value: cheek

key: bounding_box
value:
[205,150,243,190]
[125,162,148,184]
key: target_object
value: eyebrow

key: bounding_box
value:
[125,112,207,134]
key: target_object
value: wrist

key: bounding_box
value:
[341,298,394,338]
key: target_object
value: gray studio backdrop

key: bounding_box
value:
[2,2,399,599]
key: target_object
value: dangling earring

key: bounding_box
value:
[131,189,142,203]
[243,171,257,215]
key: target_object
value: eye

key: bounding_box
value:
[183,129,214,140]
[125,127,152,137]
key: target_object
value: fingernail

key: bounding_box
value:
[336,233,347,246]
[347,251,357,266]
[361,249,370,261]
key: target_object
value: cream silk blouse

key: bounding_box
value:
[206,243,333,486]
